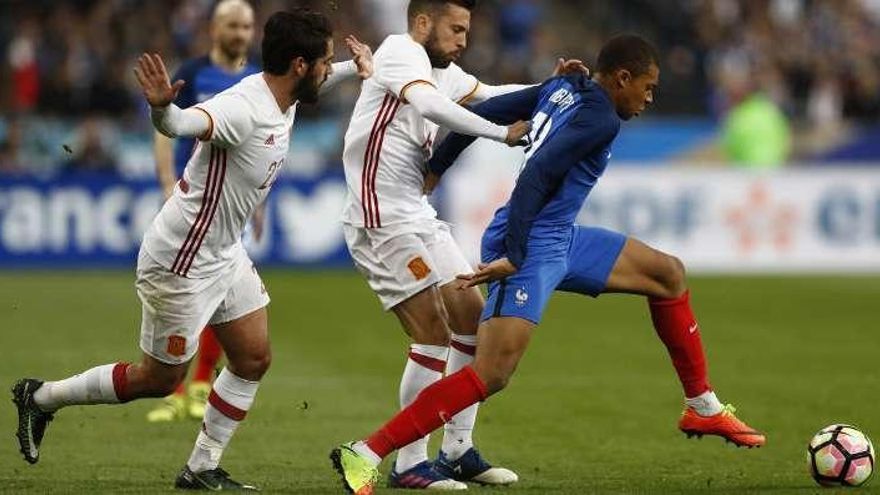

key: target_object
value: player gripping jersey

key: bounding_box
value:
[336,0,595,489]
[332,34,765,495]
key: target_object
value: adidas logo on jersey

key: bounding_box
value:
[264,134,275,146]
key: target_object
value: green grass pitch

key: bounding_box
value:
[0,271,878,493]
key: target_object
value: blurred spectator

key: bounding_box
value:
[0,119,24,174]
[1,0,880,177]
[722,90,792,168]
[7,18,40,112]
[61,117,120,177]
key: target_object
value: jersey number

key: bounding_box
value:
[259,158,283,190]
[523,111,553,161]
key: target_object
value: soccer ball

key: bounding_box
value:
[807,424,875,487]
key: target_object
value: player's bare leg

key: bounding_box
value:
[386,285,467,490]
[332,316,533,494]
[470,317,535,395]
[146,326,222,423]
[188,326,223,419]
[175,307,268,491]
[435,283,518,485]
[604,237,765,447]
[13,353,189,464]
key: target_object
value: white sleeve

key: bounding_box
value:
[374,37,434,99]
[193,92,255,148]
[320,60,358,94]
[465,83,537,105]
[405,83,508,142]
[151,104,211,140]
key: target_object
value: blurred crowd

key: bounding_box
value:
[2,0,880,175]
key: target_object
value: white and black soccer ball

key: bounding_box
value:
[807,424,875,487]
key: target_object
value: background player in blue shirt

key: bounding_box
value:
[331,34,764,493]
[148,0,259,424]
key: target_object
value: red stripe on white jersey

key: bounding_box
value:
[178,147,227,276]
[366,98,401,228]
[361,94,393,228]
[172,146,218,274]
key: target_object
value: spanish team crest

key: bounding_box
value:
[166,335,187,357]
[407,257,432,281]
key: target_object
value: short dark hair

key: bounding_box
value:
[262,9,332,76]
[407,0,476,26]
[597,34,659,77]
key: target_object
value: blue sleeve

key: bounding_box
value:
[428,84,543,176]
[504,107,619,268]
[172,60,201,108]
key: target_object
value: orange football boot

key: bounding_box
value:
[679,404,766,448]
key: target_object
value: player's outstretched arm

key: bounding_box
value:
[405,83,529,149]
[134,53,211,139]
[427,85,545,187]
[465,58,589,105]
[321,35,374,94]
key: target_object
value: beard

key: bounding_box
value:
[294,68,322,104]
[219,37,249,61]
[424,30,456,68]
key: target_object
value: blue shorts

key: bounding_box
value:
[481,225,627,324]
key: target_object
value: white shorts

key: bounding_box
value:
[343,219,473,311]
[135,248,270,365]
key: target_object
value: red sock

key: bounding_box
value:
[111,362,132,403]
[193,326,222,383]
[649,291,711,398]
[366,366,488,459]
[173,381,185,396]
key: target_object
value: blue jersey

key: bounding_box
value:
[430,74,621,268]
[171,56,260,175]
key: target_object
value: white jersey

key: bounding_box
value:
[142,73,295,278]
[342,34,480,229]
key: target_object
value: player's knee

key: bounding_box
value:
[474,358,517,395]
[455,295,483,335]
[230,349,271,381]
[482,367,513,394]
[414,309,452,345]
[657,254,687,298]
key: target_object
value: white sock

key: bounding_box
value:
[442,334,478,460]
[686,390,724,416]
[187,368,259,473]
[395,344,448,472]
[32,363,124,412]
[352,441,382,467]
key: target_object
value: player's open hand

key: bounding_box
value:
[552,58,590,78]
[505,120,532,147]
[345,35,373,79]
[134,53,184,108]
[423,171,441,195]
[456,258,518,288]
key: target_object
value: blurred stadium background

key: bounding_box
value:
[1,1,879,493]
[1,0,879,270]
